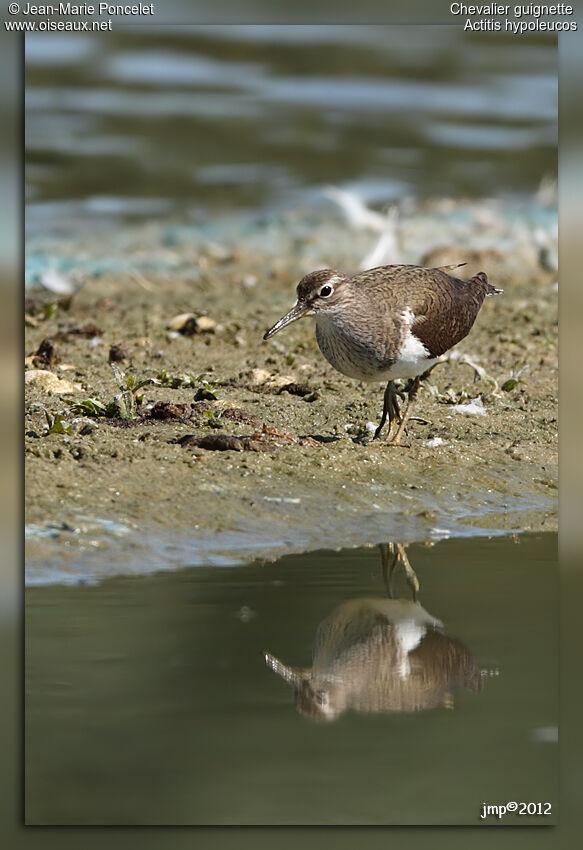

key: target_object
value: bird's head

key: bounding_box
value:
[263,269,350,340]
[263,651,346,721]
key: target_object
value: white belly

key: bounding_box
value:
[316,315,437,382]
[378,328,438,380]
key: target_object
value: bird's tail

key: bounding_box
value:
[436,261,467,272]
[470,271,503,296]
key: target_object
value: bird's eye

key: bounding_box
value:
[319,285,333,298]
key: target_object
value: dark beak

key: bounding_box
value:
[263,301,309,340]
[264,651,302,686]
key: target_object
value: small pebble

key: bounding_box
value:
[167,314,222,335]
[424,437,446,447]
[108,342,130,363]
[450,396,487,416]
[25,369,82,395]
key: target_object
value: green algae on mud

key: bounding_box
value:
[25,202,558,583]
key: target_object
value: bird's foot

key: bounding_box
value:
[385,431,411,448]
[384,376,422,445]
[373,418,400,441]
[372,423,384,441]
[382,415,428,444]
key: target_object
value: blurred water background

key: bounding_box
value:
[25,26,557,236]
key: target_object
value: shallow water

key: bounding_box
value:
[25,26,556,235]
[25,532,557,825]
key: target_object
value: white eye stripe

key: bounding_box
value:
[326,274,342,286]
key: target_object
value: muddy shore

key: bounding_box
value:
[24,199,558,584]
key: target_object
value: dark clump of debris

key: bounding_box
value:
[277,382,319,402]
[173,425,320,452]
[53,322,103,340]
[150,401,193,421]
[108,342,131,364]
[30,337,58,369]
[194,386,217,401]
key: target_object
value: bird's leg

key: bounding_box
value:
[387,376,421,446]
[420,359,444,380]
[379,542,399,598]
[395,543,419,601]
[379,542,419,601]
[374,382,395,440]
[374,380,402,440]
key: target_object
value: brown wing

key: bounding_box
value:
[411,272,490,357]
[352,265,491,358]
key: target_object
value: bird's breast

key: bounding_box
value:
[314,311,436,382]
[315,314,389,380]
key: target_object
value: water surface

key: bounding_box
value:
[26,532,558,825]
[25,26,556,235]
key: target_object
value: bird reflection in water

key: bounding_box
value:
[264,543,483,721]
